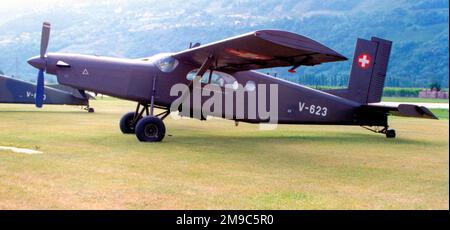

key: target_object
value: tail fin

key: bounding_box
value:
[328,37,392,104]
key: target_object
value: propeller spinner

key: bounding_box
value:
[27,22,51,108]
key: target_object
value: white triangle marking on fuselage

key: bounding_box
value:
[82,68,89,76]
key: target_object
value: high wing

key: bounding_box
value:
[173,30,347,72]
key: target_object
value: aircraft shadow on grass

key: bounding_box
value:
[162,132,433,147]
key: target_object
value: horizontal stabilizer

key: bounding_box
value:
[396,104,438,119]
[47,84,95,100]
[361,104,438,120]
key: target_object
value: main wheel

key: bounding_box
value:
[135,116,166,142]
[119,112,141,134]
[386,129,396,138]
[88,108,95,113]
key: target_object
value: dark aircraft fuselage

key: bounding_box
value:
[28,25,435,142]
[29,52,375,126]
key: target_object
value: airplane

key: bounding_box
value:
[0,74,94,112]
[27,22,437,142]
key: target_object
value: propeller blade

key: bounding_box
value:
[35,69,45,108]
[40,22,51,58]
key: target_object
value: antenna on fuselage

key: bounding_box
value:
[189,42,201,49]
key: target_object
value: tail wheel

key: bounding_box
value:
[119,112,141,134]
[361,126,396,139]
[135,116,166,142]
[386,129,396,138]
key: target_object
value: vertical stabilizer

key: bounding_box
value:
[327,37,392,104]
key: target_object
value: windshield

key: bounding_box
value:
[143,53,179,73]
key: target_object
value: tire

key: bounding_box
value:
[88,108,95,113]
[135,116,166,142]
[119,112,141,134]
[386,129,396,138]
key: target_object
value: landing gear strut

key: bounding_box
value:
[362,126,396,138]
[119,103,170,140]
[119,76,170,142]
[119,78,169,141]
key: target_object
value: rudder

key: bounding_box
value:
[328,37,392,104]
[367,37,392,103]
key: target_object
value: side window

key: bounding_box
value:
[244,80,256,92]
[186,69,210,84]
[186,69,239,90]
[210,73,225,87]
[210,71,239,90]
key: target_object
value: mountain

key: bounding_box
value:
[0,0,448,88]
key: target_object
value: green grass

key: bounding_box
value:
[0,99,448,210]
[382,97,449,103]
[430,109,449,120]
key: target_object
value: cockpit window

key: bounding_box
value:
[156,56,179,73]
[143,53,179,73]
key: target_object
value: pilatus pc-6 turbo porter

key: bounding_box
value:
[27,22,437,142]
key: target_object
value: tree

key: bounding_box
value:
[0,69,4,75]
[429,82,441,91]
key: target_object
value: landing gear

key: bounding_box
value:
[385,129,396,138]
[83,106,95,113]
[362,126,396,138]
[120,102,170,141]
[120,76,171,142]
[120,112,141,134]
[135,116,166,142]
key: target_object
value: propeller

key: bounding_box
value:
[28,22,51,108]
[35,69,45,107]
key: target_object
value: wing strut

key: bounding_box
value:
[192,54,214,82]
[177,54,215,120]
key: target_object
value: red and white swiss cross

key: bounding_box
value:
[357,53,371,69]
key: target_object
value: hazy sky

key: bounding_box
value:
[0,1,62,21]
[1,0,63,12]
[0,0,123,18]
[1,0,95,9]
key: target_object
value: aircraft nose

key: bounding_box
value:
[27,56,45,69]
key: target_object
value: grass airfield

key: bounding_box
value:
[0,98,448,209]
